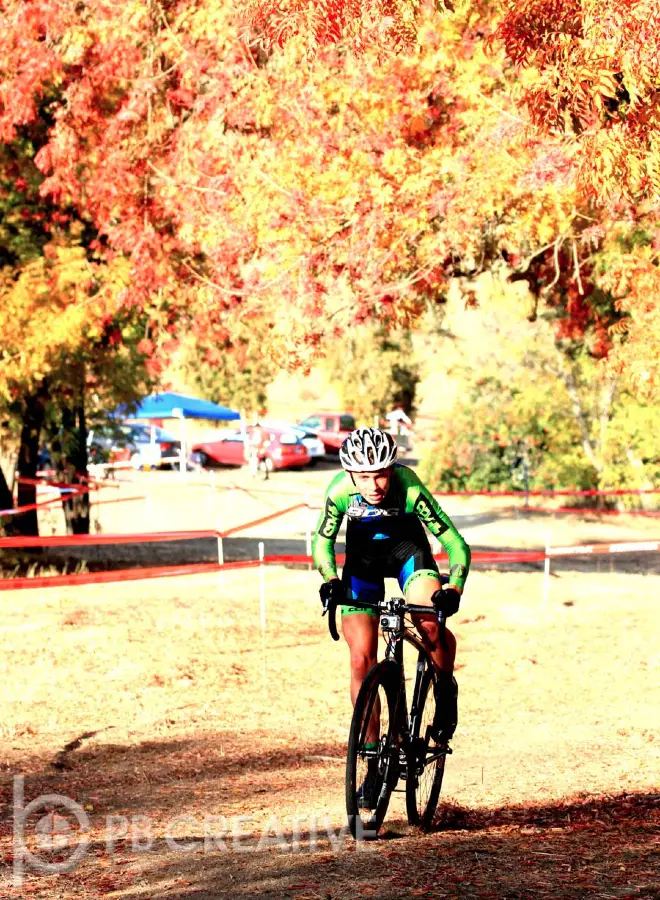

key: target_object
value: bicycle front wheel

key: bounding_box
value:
[406,666,447,831]
[346,661,400,840]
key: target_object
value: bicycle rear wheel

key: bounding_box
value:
[405,664,447,831]
[346,661,400,840]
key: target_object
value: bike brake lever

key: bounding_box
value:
[328,601,340,642]
[437,612,448,651]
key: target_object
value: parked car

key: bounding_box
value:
[288,427,325,465]
[297,412,356,453]
[261,422,325,465]
[89,423,182,470]
[36,422,182,473]
[125,424,182,469]
[192,427,311,471]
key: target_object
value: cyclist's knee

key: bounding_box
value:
[350,650,376,681]
[417,617,440,645]
[417,619,456,653]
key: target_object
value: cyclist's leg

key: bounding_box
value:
[405,574,456,674]
[341,564,385,744]
[341,570,383,743]
[342,568,393,813]
[396,548,455,672]
[398,550,458,739]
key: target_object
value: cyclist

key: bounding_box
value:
[313,426,470,805]
[244,421,270,476]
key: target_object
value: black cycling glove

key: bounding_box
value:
[432,587,461,617]
[320,578,344,613]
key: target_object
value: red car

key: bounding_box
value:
[192,427,311,471]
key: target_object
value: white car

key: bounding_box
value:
[293,427,325,465]
[263,422,325,465]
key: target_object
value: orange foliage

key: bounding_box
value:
[0,0,658,396]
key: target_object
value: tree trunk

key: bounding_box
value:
[61,400,90,535]
[0,463,15,526]
[13,384,50,537]
[559,366,603,475]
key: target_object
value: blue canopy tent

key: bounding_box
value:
[133,392,240,422]
[131,392,240,472]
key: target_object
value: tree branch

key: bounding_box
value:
[555,362,603,473]
[598,375,617,458]
[572,239,584,295]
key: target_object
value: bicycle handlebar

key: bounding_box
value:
[327,601,340,641]
[324,595,447,642]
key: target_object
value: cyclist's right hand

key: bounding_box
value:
[431,586,461,617]
[320,578,343,614]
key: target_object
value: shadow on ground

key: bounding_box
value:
[1,727,658,898]
[106,791,660,900]
[6,792,657,899]
[0,732,346,824]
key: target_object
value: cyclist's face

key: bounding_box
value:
[352,468,391,504]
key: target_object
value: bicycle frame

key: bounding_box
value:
[342,596,448,775]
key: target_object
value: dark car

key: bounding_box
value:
[36,422,182,473]
[89,423,182,469]
[192,427,311,471]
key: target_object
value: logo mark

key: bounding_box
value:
[12,776,91,885]
[320,499,341,538]
[413,495,447,535]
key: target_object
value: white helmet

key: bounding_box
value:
[339,427,398,472]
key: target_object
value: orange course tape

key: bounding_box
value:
[219,503,308,537]
[1,540,658,591]
[0,528,219,549]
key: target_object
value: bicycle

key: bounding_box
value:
[324,594,452,840]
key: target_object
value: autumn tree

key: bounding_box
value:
[326,326,420,423]
[418,283,659,501]
[0,118,158,534]
[0,235,157,534]
[1,0,658,522]
[244,0,660,202]
[0,4,182,533]
[177,326,275,418]
[241,0,660,395]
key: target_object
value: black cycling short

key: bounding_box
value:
[341,538,440,617]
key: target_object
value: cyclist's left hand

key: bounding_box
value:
[320,578,343,614]
[432,586,461,617]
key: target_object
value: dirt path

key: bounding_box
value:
[1,561,659,899]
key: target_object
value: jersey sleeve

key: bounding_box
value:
[399,467,471,590]
[312,472,349,581]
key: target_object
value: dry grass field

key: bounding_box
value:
[2,468,659,898]
[1,565,659,897]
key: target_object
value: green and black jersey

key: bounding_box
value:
[312,464,471,591]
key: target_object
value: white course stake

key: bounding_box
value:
[259,541,266,631]
[543,533,551,606]
[305,493,312,558]
[145,471,152,531]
